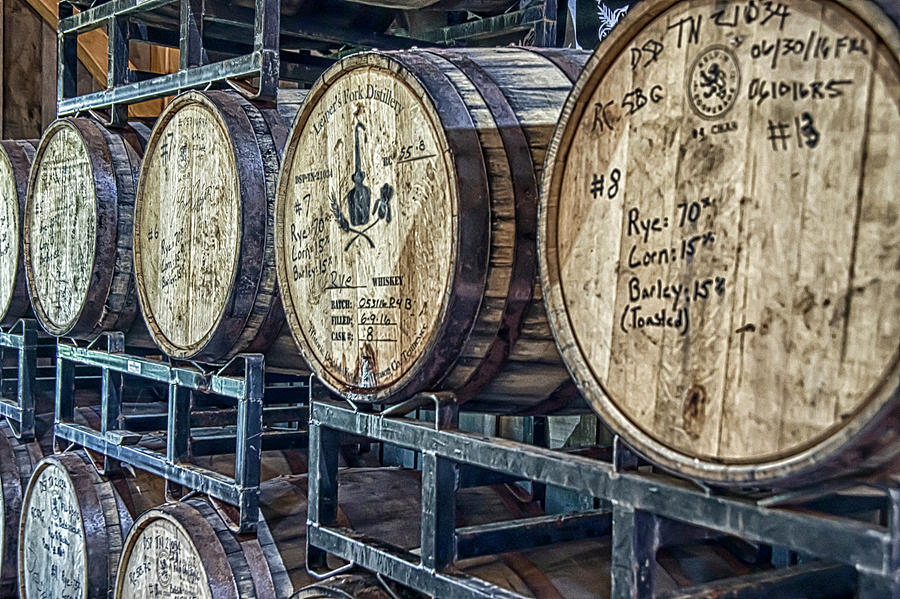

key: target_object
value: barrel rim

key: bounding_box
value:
[18,452,104,599]
[537,0,900,485]
[115,501,236,599]
[133,90,249,360]
[23,119,103,336]
[275,50,492,402]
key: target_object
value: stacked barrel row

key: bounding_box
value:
[4,44,613,598]
[0,0,896,595]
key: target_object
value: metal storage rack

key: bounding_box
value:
[0,319,57,440]
[307,396,899,599]
[55,0,567,125]
[55,0,419,124]
[53,333,309,532]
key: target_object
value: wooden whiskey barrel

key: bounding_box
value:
[23,118,149,340]
[0,140,37,326]
[18,451,166,599]
[0,408,104,595]
[275,48,589,411]
[115,468,586,598]
[538,0,900,486]
[133,90,305,370]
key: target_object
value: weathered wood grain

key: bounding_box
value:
[539,0,900,485]
[0,418,47,597]
[276,48,589,412]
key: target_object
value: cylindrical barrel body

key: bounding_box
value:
[539,0,900,486]
[134,90,304,370]
[24,118,148,340]
[292,574,396,599]
[275,48,589,412]
[0,140,38,326]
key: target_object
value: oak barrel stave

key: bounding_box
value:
[23,117,148,342]
[538,0,900,485]
[276,48,589,411]
[0,140,38,326]
[133,90,306,370]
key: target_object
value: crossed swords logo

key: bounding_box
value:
[330,121,394,251]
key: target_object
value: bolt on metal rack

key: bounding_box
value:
[54,333,309,533]
[307,395,899,599]
[0,319,60,440]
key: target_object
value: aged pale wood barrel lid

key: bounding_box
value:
[116,499,272,599]
[24,121,96,335]
[135,92,242,357]
[540,0,900,484]
[0,149,17,324]
[116,504,216,599]
[276,52,461,399]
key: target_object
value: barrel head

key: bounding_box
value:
[276,54,457,399]
[117,509,215,599]
[19,457,89,599]
[540,0,900,483]
[25,121,96,336]
[134,92,242,358]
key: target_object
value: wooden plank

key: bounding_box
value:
[40,20,56,128]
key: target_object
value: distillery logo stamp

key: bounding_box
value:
[687,45,741,120]
[331,121,394,251]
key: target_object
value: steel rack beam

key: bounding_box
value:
[54,339,308,532]
[307,398,899,599]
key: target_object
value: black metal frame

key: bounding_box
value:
[53,334,308,533]
[307,396,899,599]
[0,320,45,440]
